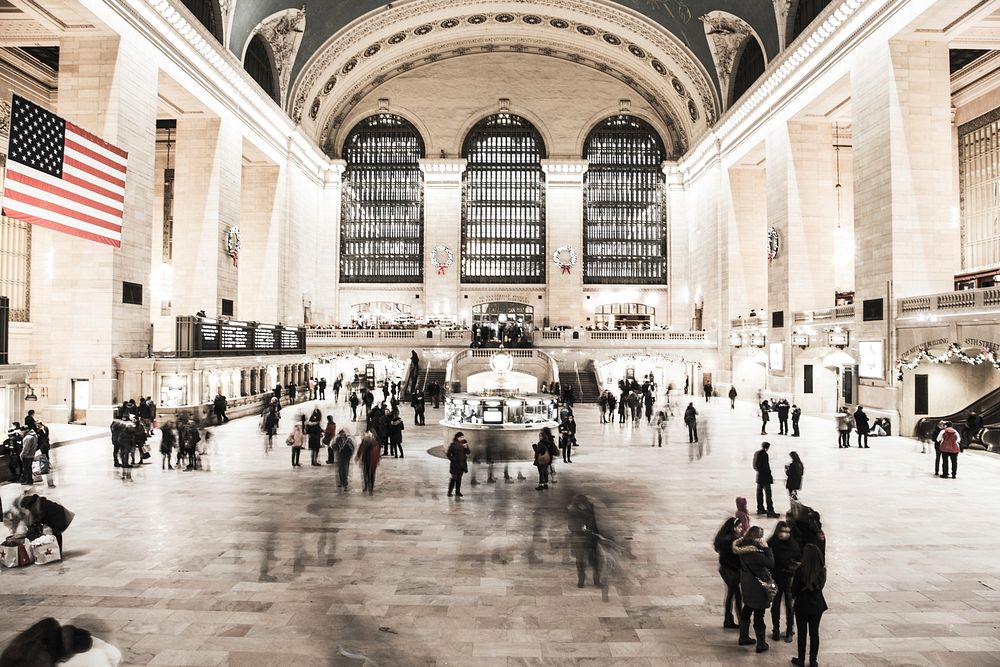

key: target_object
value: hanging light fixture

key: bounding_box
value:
[833,123,853,269]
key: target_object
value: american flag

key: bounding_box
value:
[2,94,127,247]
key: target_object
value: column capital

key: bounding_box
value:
[419,158,467,186]
[325,159,346,185]
[541,159,588,185]
[663,161,685,189]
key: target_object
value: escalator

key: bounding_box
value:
[914,385,1000,451]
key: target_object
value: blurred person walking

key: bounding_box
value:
[790,544,828,667]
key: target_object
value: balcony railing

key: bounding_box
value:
[792,305,856,324]
[897,286,1000,317]
[305,328,713,348]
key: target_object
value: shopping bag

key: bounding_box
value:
[1,544,20,567]
[30,460,42,483]
[0,540,32,567]
[30,535,61,564]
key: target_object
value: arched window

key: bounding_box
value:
[180,0,223,43]
[243,34,278,103]
[583,115,667,285]
[461,113,546,284]
[341,114,425,283]
[730,37,766,106]
[790,0,834,43]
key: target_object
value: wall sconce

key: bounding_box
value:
[749,332,766,348]
[791,333,810,348]
[729,332,744,347]
[828,331,849,348]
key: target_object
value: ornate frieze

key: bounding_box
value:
[256,6,306,107]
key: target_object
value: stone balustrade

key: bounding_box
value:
[897,286,1000,316]
[305,328,714,348]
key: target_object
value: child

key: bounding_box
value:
[735,496,751,535]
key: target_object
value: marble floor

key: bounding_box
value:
[1,397,999,667]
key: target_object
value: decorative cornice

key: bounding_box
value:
[701,11,754,108]
[254,6,306,108]
[0,99,11,138]
[418,158,468,173]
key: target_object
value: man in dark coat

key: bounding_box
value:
[791,404,802,437]
[567,494,600,589]
[412,390,425,426]
[964,410,983,449]
[212,393,229,425]
[853,406,870,448]
[318,377,327,400]
[753,441,779,517]
[0,617,93,666]
[776,399,790,435]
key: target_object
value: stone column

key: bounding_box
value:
[322,161,345,322]
[666,164,689,330]
[29,36,157,424]
[851,39,955,409]
[239,162,283,322]
[171,116,242,318]
[419,159,466,322]
[765,121,837,391]
[541,160,587,328]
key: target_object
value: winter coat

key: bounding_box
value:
[835,412,851,432]
[356,434,381,470]
[767,536,802,586]
[19,432,38,460]
[0,618,93,667]
[714,530,741,585]
[785,460,804,491]
[854,409,870,434]
[733,540,775,610]
[728,387,737,399]
[753,448,773,485]
[306,417,323,450]
[790,566,828,615]
[447,440,470,476]
[937,427,961,454]
[388,417,404,445]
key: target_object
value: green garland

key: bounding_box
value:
[895,342,1000,381]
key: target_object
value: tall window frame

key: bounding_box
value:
[340,114,425,283]
[461,113,546,284]
[583,115,668,285]
[244,34,279,104]
[958,108,1000,272]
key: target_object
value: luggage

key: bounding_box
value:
[31,534,61,565]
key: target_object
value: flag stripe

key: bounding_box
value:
[63,156,126,190]
[3,188,123,232]
[66,126,128,167]
[65,121,128,160]
[7,164,125,212]
[63,147,126,185]
[2,209,121,247]
[64,137,127,173]
[62,165,125,200]
[3,199,122,243]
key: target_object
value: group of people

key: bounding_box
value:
[714,502,827,665]
[598,376,665,427]
[2,411,52,487]
[835,405,892,448]
[759,398,802,437]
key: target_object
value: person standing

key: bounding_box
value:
[261,398,280,452]
[160,422,176,470]
[446,431,470,498]
[559,420,573,463]
[287,423,304,467]
[362,388,374,418]
[684,403,698,443]
[308,377,317,400]
[323,415,337,464]
[704,380,713,403]
[318,377,327,400]
[333,377,342,403]
[213,393,229,425]
[854,406,870,448]
[138,398,153,434]
[4,427,22,482]
[728,386,738,410]
[409,350,420,393]
[785,451,804,501]
[714,517,743,629]
[356,431,381,495]
[18,425,38,485]
[333,429,354,490]
[533,428,553,490]
[598,390,609,424]
[759,399,770,436]
[936,421,961,479]
[768,521,802,644]
[753,442,779,518]
[964,410,983,449]
[568,495,601,590]
[835,407,851,448]
[777,400,790,436]
[388,409,405,458]
[24,409,36,431]
[643,391,654,424]
[306,409,323,466]
[790,544,828,667]
[349,390,360,421]
[791,404,801,437]
[733,526,775,653]
[412,390,425,426]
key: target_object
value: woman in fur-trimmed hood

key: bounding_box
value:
[733,526,775,653]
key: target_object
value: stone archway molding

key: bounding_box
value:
[289,0,721,157]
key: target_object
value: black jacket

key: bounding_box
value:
[785,460,804,491]
[767,536,802,585]
[854,409,870,434]
[733,540,775,610]
[791,567,828,615]
[753,449,773,485]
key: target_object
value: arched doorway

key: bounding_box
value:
[594,303,655,329]
[471,302,534,347]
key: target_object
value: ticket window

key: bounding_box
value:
[159,375,188,408]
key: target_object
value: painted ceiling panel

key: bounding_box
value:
[228,0,780,95]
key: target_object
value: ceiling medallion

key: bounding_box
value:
[495,14,515,22]
[688,99,699,121]
[322,75,337,94]
[651,59,667,75]
[388,32,406,44]
[576,25,596,36]
[364,43,381,57]
[549,18,568,28]
[341,58,357,74]
[468,14,487,24]
[440,18,459,29]
[671,78,686,96]
[603,33,621,45]
[628,44,646,58]
[523,15,542,24]
[414,24,433,35]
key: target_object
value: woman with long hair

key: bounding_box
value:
[286,423,303,467]
[767,521,802,643]
[713,517,742,629]
[790,543,828,666]
[785,451,804,500]
[356,431,381,495]
[732,525,775,653]
[306,408,323,466]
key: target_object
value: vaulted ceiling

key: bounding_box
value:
[229,0,782,94]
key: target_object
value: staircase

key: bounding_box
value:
[559,369,600,404]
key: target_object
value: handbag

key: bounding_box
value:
[537,450,551,466]
[757,576,778,605]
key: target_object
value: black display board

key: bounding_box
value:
[175,316,306,357]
